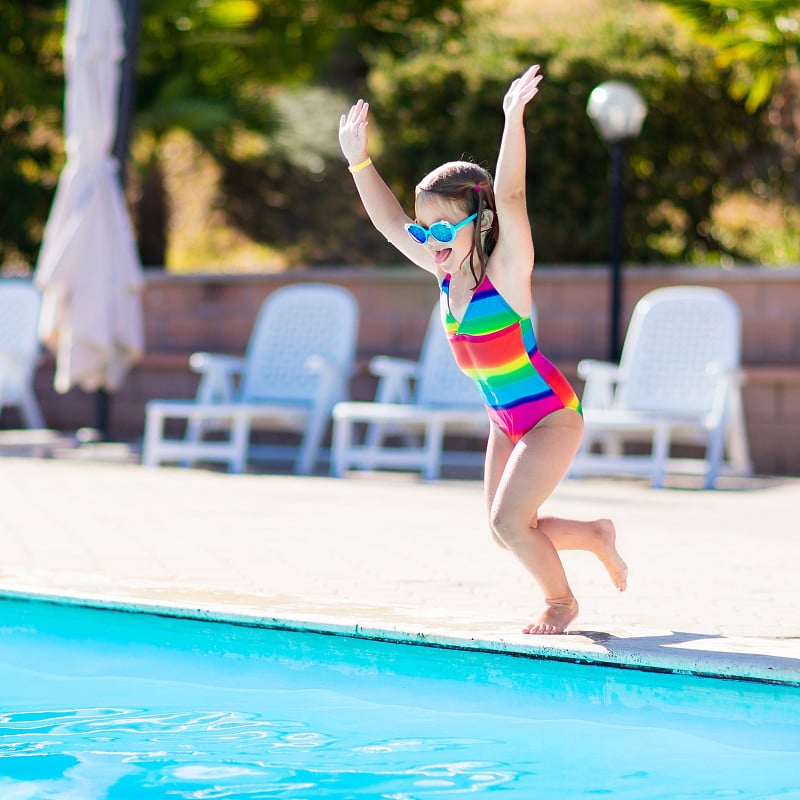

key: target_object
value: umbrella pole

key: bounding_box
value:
[94,389,110,439]
[113,0,140,190]
[92,0,140,441]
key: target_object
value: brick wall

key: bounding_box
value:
[18,265,800,475]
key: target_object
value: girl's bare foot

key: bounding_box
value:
[522,596,579,635]
[596,519,628,592]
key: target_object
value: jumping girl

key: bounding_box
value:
[338,65,627,634]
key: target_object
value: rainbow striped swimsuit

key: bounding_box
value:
[441,272,582,444]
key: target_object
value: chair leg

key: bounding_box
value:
[181,415,207,468]
[650,423,671,489]
[704,424,727,490]
[296,408,328,476]
[331,416,352,477]
[422,420,445,481]
[20,386,45,429]
[229,412,251,474]
[604,432,623,458]
[363,420,386,453]
[726,391,752,476]
[142,405,165,467]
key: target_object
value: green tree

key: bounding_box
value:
[0,0,63,270]
[365,6,776,264]
[131,0,467,265]
[1,0,467,268]
[653,0,799,111]
[654,0,800,203]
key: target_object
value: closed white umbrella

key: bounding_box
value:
[36,0,143,397]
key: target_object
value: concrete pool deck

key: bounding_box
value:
[1,447,799,684]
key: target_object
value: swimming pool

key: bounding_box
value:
[2,596,799,799]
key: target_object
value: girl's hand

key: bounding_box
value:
[339,99,370,166]
[503,64,543,118]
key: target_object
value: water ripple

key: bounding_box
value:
[0,707,515,798]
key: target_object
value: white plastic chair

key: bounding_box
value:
[0,280,45,429]
[142,283,359,474]
[331,305,491,480]
[570,286,752,489]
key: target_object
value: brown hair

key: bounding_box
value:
[416,161,498,288]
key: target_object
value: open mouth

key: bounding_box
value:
[433,248,452,265]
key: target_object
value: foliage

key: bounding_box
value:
[0,0,63,270]
[709,192,800,264]
[1,0,796,269]
[158,0,470,266]
[652,0,800,211]
[1,0,467,268]
[652,0,800,112]
[130,0,468,265]
[362,5,779,263]
[135,0,333,146]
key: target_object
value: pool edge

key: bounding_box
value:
[2,588,798,688]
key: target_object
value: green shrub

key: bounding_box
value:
[360,5,784,264]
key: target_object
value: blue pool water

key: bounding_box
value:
[1,597,799,799]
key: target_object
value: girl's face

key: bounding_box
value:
[413,194,476,271]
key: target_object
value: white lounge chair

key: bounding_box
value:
[142,283,359,474]
[0,280,45,429]
[331,305,492,480]
[570,286,752,489]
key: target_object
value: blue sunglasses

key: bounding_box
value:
[405,213,477,245]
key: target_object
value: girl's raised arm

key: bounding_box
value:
[339,100,437,273]
[491,66,543,281]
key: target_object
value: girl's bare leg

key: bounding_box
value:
[536,516,627,591]
[484,410,625,634]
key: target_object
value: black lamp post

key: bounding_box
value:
[586,81,647,362]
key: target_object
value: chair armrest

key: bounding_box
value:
[369,355,418,380]
[577,359,620,381]
[189,352,245,375]
[0,353,24,398]
[707,363,746,387]
[188,352,245,404]
[369,355,419,404]
[305,354,350,408]
[577,359,621,411]
[705,362,743,426]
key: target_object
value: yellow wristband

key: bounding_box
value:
[348,157,372,174]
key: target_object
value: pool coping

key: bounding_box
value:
[4,588,799,688]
